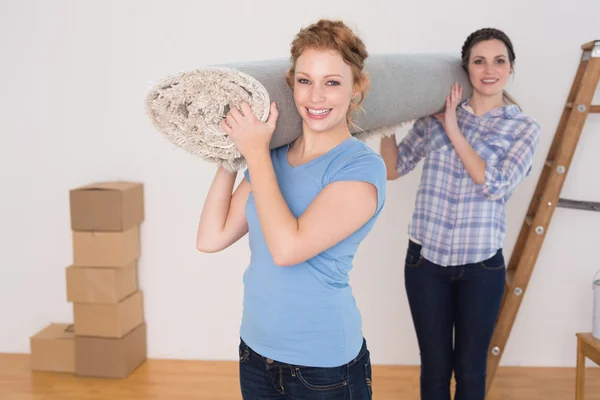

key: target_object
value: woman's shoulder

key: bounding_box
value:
[503,106,541,136]
[322,138,386,180]
[341,137,386,164]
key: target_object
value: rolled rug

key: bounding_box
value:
[145,53,472,171]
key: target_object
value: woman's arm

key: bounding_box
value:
[474,121,540,201]
[445,127,487,184]
[444,116,540,199]
[380,135,400,180]
[436,83,540,198]
[379,119,428,181]
[196,167,251,253]
[246,151,381,266]
[223,101,384,266]
[436,83,486,184]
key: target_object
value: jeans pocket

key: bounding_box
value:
[405,242,424,268]
[406,253,423,267]
[294,366,348,391]
[239,340,250,364]
[479,250,505,271]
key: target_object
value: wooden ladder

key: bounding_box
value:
[485,39,600,395]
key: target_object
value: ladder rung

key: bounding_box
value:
[564,103,600,113]
[581,40,600,51]
[557,198,600,212]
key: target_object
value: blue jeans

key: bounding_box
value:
[404,240,505,400]
[239,337,373,399]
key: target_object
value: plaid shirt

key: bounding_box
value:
[396,98,541,266]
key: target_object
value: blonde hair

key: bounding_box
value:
[286,19,370,124]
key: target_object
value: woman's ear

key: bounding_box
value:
[352,75,368,101]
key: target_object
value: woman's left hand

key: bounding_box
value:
[222,101,279,160]
[434,82,462,137]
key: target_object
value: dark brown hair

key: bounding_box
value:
[461,28,519,108]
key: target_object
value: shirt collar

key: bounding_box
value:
[460,97,520,119]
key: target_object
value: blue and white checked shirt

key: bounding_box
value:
[397,98,541,266]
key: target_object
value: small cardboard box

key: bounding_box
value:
[30,323,75,373]
[72,225,139,267]
[70,181,144,232]
[73,291,144,338]
[75,322,147,379]
[66,261,138,304]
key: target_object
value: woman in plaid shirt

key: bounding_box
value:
[380,28,541,400]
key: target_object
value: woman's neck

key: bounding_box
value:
[469,92,505,116]
[296,123,351,154]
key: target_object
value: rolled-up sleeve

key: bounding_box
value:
[477,120,541,201]
[396,117,428,177]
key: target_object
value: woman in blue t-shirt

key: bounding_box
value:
[196,19,387,399]
[380,28,540,400]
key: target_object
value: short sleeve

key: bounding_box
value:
[327,151,387,214]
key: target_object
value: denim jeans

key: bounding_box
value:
[404,240,505,400]
[239,337,373,399]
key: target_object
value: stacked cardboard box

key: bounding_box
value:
[30,181,147,378]
[30,323,76,373]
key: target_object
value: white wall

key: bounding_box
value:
[1,0,599,367]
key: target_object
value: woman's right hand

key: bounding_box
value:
[434,82,462,138]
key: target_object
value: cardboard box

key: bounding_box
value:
[30,323,75,373]
[66,261,138,304]
[73,291,144,338]
[75,322,147,378]
[70,181,144,232]
[72,225,139,267]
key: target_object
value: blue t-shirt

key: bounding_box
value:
[240,136,387,367]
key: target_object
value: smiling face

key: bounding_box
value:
[292,47,359,135]
[467,39,512,99]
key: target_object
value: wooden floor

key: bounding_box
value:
[1,353,599,399]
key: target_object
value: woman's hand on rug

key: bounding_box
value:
[222,101,279,159]
[434,82,462,138]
